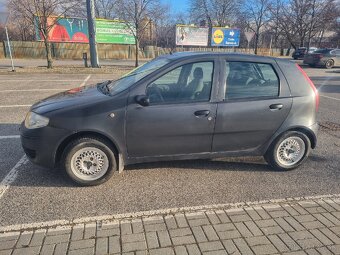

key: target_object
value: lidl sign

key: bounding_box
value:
[211,28,240,47]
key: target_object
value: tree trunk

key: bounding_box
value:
[44,39,53,69]
[135,38,139,67]
[254,33,259,55]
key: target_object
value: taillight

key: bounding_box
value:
[296,64,319,111]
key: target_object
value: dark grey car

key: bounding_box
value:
[21,52,319,185]
[303,48,340,68]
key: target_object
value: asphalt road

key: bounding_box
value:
[0,64,339,227]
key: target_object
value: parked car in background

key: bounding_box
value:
[303,48,340,68]
[292,47,318,60]
[21,52,319,185]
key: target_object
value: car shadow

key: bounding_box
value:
[10,157,274,188]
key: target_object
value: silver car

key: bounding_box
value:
[304,48,340,68]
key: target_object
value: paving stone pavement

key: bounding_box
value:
[1,195,340,255]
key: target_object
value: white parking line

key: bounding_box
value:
[0,89,67,93]
[320,95,340,101]
[0,135,20,139]
[0,80,84,82]
[0,193,339,232]
[0,155,28,200]
[0,105,31,108]
[80,75,91,87]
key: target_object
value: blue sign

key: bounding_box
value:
[211,28,240,47]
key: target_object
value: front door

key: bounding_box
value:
[126,60,218,158]
[213,60,293,152]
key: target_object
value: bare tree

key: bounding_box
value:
[95,0,116,19]
[271,0,338,50]
[242,0,272,54]
[115,0,167,67]
[8,0,80,68]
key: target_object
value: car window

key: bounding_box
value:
[225,62,279,100]
[146,61,213,104]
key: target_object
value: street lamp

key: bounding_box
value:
[0,11,15,72]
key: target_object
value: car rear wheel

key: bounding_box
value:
[325,59,334,69]
[265,131,311,171]
[63,137,116,186]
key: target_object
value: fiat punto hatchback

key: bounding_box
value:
[21,52,319,185]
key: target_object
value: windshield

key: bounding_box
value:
[107,57,171,95]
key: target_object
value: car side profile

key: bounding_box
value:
[303,48,340,68]
[21,52,319,185]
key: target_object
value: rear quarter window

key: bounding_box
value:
[225,62,279,100]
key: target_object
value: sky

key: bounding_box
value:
[162,0,189,14]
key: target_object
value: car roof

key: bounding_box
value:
[160,51,277,62]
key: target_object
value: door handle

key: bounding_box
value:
[194,110,210,117]
[269,104,283,110]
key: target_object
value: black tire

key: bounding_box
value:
[325,59,334,69]
[264,131,311,171]
[62,137,117,186]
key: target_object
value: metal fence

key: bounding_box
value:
[0,41,288,60]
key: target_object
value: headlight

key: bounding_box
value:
[24,112,49,129]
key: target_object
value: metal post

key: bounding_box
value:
[86,0,100,68]
[5,26,15,72]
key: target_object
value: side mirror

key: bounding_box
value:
[135,95,150,107]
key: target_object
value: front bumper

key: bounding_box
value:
[20,122,71,168]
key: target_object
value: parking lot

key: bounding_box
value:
[0,64,339,228]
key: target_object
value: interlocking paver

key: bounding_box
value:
[145,232,159,249]
[192,226,208,242]
[174,245,188,255]
[12,246,40,255]
[202,225,219,241]
[40,244,55,255]
[149,247,174,255]
[95,237,108,255]
[199,241,224,252]
[1,196,340,255]
[175,214,189,228]
[69,239,95,250]
[157,231,172,247]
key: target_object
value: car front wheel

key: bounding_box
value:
[265,131,311,171]
[63,137,116,186]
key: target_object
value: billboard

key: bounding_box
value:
[35,16,136,44]
[95,19,135,44]
[176,25,208,46]
[211,28,240,47]
[35,16,89,43]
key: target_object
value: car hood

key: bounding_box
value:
[31,83,109,114]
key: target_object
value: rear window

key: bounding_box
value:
[225,62,279,100]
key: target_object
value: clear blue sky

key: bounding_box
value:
[162,0,189,14]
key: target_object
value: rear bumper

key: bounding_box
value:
[20,122,71,168]
[308,122,319,149]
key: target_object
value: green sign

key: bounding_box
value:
[95,20,136,44]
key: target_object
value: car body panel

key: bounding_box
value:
[20,52,318,170]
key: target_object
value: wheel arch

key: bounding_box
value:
[265,126,317,154]
[55,131,125,172]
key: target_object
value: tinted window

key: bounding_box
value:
[225,62,279,99]
[146,62,213,104]
[314,49,332,54]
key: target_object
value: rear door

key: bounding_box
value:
[126,59,219,158]
[212,58,293,153]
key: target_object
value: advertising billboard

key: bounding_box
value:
[35,16,89,43]
[35,16,136,44]
[95,19,135,44]
[176,25,208,46]
[211,28,240,46]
